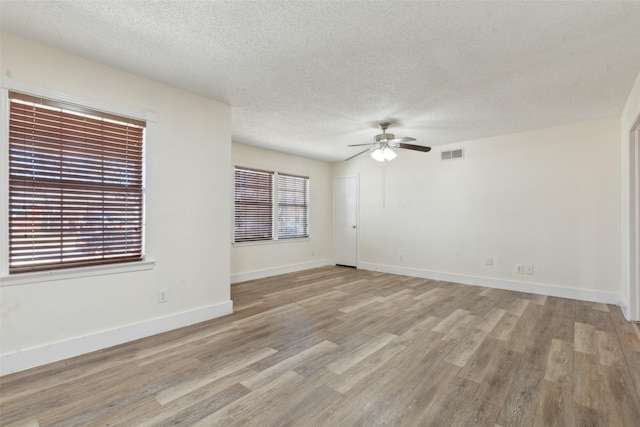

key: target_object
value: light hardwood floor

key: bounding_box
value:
[1,266,639,426]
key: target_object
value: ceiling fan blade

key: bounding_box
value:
[345,148,373,161]
[398,143,431,152]
[389,136,416,143]
[348,143,377,147]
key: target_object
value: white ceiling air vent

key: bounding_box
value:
[441,148,464,160]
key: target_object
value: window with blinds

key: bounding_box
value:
[234,167,309,243]
[277,173,309,239]
[234,168,274,242]
[8,91,145,274]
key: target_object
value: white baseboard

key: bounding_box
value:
[231,259,334,284]
[0,300,233,376]
[359,262,620,305]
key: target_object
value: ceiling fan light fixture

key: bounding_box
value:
[371,147,397,162]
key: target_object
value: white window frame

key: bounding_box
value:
[0,78,156,285]
[232,164,310,246]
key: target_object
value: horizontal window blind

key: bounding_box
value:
[234,167,273,242]
[277,173,309,239]
[8,91,145,274]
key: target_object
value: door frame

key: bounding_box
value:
[333,175,359,268]
[628,118,640,321]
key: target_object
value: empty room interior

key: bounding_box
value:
[1,1,640,426]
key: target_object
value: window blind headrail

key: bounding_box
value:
[9,91,146,128]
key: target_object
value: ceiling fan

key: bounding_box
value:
[346,122,431,161]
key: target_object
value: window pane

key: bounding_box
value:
[277,174,309,239]
[234,168,273,242]
[8,92,145,274]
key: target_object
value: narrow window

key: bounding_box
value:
[8,91,145,273]
[234,167,273,242]
[277,173,309,239]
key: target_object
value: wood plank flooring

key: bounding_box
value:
[1,266,639,426]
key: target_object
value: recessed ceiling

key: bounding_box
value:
[1,1,639,162]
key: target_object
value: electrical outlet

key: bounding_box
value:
[486,256,493,266]
[526,265,534,275]
[312,250,315,256]
[515,264,524,274]
[398,253,404,262]
[158,290,168,303]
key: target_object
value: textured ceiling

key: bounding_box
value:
[1,1,640,162]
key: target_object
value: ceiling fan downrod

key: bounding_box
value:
[375,123,394,144]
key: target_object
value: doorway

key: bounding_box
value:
[334,175,358,267]
[629,118,640,321]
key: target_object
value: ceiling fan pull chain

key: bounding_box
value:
[382,160,387,208]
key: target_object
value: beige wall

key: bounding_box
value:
[231,143,333,282]
[0,33,232,373]
[333,117,621,302]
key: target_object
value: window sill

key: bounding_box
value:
[0,259,156,287]
[232,237,311,248]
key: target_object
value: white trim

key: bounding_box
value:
[231,259,333,284]
[621,71,640,321]
[232,237,311,248]
[633,125,640,320]
[0,300,233,376]
[359,262,620,305]
[0,260,155,286]
[623,112,640,321]
[0,89,9,277]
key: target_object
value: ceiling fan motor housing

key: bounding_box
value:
[375,133,395,143]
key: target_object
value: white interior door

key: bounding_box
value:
[334,175,358,267]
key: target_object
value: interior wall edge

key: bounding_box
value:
[0,300,233,376]
[358,262,620,306]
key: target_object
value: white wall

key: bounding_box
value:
[621,69,640,320]
[231,143,333,283]
[0,33,233,374]
[333,117,621,303]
